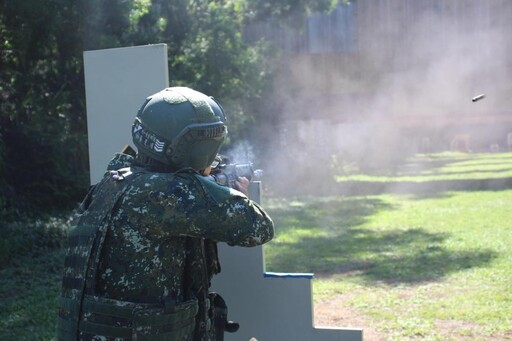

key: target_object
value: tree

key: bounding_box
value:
[0,0,338,220]
[0,0,89,218]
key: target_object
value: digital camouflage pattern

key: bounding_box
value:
[97,154,273,301]
[58,153,274,340]
[132,87,227,170]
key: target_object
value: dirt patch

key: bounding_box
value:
[314,298,512,341]
[435,320,512,341]
[314,294,385,341]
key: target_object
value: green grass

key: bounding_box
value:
[0,218,68,341]
[335,152,512,182]
[265,152,512,340]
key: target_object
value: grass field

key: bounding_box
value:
[265,152,512,340]
[0,218,68,340]
[1,152,511,340]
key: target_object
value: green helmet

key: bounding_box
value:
[132,87,228,170]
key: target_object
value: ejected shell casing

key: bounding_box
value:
[472,94,485,102]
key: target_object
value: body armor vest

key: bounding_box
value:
[57,170,200,340]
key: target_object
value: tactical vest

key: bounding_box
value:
[57,170,201,340]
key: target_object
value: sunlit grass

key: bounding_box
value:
[334,152,512,182]
[265,152,512,340]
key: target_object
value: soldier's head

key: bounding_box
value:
[131,87,228,172]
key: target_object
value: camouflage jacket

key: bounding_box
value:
[93,153,273,303]
[59,153,274,340]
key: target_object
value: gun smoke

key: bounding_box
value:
[251,0,512,195]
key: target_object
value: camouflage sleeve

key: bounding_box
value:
[194,191,274,247]
[186,174,274,246]
[124,172,274,247]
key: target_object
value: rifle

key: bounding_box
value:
[208,155,263,188]
[118,146,262,188]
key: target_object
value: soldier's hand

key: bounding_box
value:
[234,177,250,196]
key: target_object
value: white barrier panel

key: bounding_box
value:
[212,243,363,341]
[84,44,169,184]
[212,183,362,341]
[84,44,363,341]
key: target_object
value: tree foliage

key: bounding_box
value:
[0,0,89,219]
[0,0,339,220]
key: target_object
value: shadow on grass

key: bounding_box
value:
[423,168,512,177]
[266,197,497,285]
[284,173,512,199]
[335,177,512,199]
[330,153,512,198]
[404,156,512,168]
[269,197,396,232]
[381,153,512,176]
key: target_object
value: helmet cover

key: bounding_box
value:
[132,87,228,170]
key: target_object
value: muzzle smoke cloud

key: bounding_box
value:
[258,0,512,195]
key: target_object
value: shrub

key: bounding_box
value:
[0,217,70,269]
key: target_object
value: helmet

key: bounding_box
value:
[132,87,228,170]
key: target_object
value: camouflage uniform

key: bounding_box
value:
[58,153,274,340]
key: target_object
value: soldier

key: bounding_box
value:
[57,87,274,340]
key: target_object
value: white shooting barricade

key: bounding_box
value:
[84,44,363,341]
[84,44,169,184]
